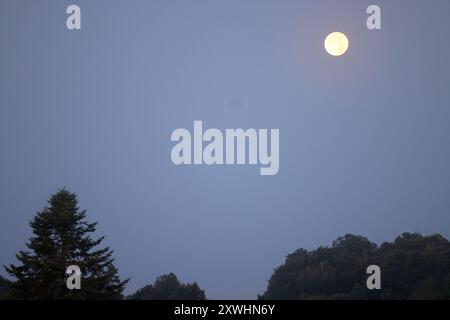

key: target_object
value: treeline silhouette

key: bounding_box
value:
[127,273,205,300]
[260,233,450,300]
[1,189,449,300]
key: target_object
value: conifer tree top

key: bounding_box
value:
[5,189,128,299]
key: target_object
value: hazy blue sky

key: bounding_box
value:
[1,0,450,299]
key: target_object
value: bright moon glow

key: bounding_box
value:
[324,32,349,56]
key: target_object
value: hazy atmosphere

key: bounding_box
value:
[1,0,450,299]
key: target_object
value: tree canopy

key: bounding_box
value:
[128,273,206,300]
[259,233,450,299]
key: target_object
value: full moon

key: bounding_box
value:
[324,32,349,56]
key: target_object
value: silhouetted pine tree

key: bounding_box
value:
[5,189,128,299]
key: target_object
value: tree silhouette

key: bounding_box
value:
[260,233,450,300]
[128,273,206,300]
[5,189,128,299]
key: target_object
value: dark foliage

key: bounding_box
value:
[128,273,206,300]
[0,275,12,299]
[4,189,128,299]
[260,233,450,300]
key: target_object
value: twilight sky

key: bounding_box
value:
[1,0,450,299]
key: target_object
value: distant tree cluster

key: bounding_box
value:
[259,233,450,300]
[127,273,206,300]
